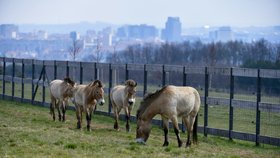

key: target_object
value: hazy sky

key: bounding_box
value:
[0,0,279,28]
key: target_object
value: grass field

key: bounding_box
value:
[0,99,280,158]
[1,81,280,138]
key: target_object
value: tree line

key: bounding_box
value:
[107,39,280,69]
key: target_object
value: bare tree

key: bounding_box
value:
[92,38,104,63]
[69,39,82,61]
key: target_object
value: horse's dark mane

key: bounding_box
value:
[63,77,75,87]
[136,86,168,119]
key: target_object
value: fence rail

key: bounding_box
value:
[0,57,279,146]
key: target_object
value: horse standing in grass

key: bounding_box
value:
[72,80,105,131]
[49,77,75,122]
[110,79,137,132]
[136,85,200,147]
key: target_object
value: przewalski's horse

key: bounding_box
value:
[136,85,200,147]
[49,77,75,121]
[72,80,105,131]
[110,79,137,132]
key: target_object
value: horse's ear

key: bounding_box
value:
[64,77,70,82]
[64,77,75,86]
[93,80,103,87]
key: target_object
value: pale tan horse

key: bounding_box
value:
[136,85,200,147]
[72,80,105,131]
[49,77,75,121]
[110,79,137,132]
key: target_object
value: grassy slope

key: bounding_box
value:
[0,100,279,158]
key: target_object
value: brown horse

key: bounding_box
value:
[72,80,105,131]
[136,85,200,147]
[49,77,75,121]
[110,79,137,132]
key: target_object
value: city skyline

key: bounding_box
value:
[0,0,280,28]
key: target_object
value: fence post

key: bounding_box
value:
[256,69,261,146]
[42,61,46,105]
[54,60,57,79]
[21,59,25,102]
[31,59,35,104]
[181,66,187,133]
[12,58,15,100]
[204,67,209,137]
[229,67,234,140]
[2,57,6,99]
[80,62,83,84]
[143,64,147,96]
[125,64,129,80]
[108,64,113,115]
[66,61,69,77]
[94,63,98,80]
[162,65,166,87]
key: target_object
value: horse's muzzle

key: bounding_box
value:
[128,98,135,106]
[128,101,134,105]
[136,138,146,144]
[98,99,105,106]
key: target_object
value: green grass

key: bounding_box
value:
[1,80,280,138]
[0,99,280,158]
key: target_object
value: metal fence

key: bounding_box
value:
[0,57,279,146]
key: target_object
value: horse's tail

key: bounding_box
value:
[193,114,198,144]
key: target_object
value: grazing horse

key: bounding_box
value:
[136,85,200,147]
[110,79,137,132]
[49,77,75,121]
[72,80,105,131]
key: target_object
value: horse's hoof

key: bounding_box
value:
[126,128,131,132]
[178,141,183,147]
[163,142,169,147]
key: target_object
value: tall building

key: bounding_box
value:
[70,31,80,41]
[161,17,182,42]
[209,26,233,42]
[0,24,18,39]
[116,24,158,40]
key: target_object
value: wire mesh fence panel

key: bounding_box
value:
[0,60,3,96]
[260,78,280,138]
[146,71,163,93]
[233,76,257,134]
[3,61,13,97]
[233,108,256,134]
[207,74,230,130]
[82,64,96,83]
[234,76,257,101]
[261,78,280,104]
[111,67,126,87]
[167,71,184,86]
[260,109,280,138]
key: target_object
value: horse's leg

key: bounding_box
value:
[183,116,192,147]
[183,114,197,147]
[86,105,94,131]
[171,116,183,147]
[62,100,68,122]
[50,96,56,121]
[162,117,169,146]
[75,105,82,129]
[124,107,131,132]
[113,105,120,130]
[57,100,62,121]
